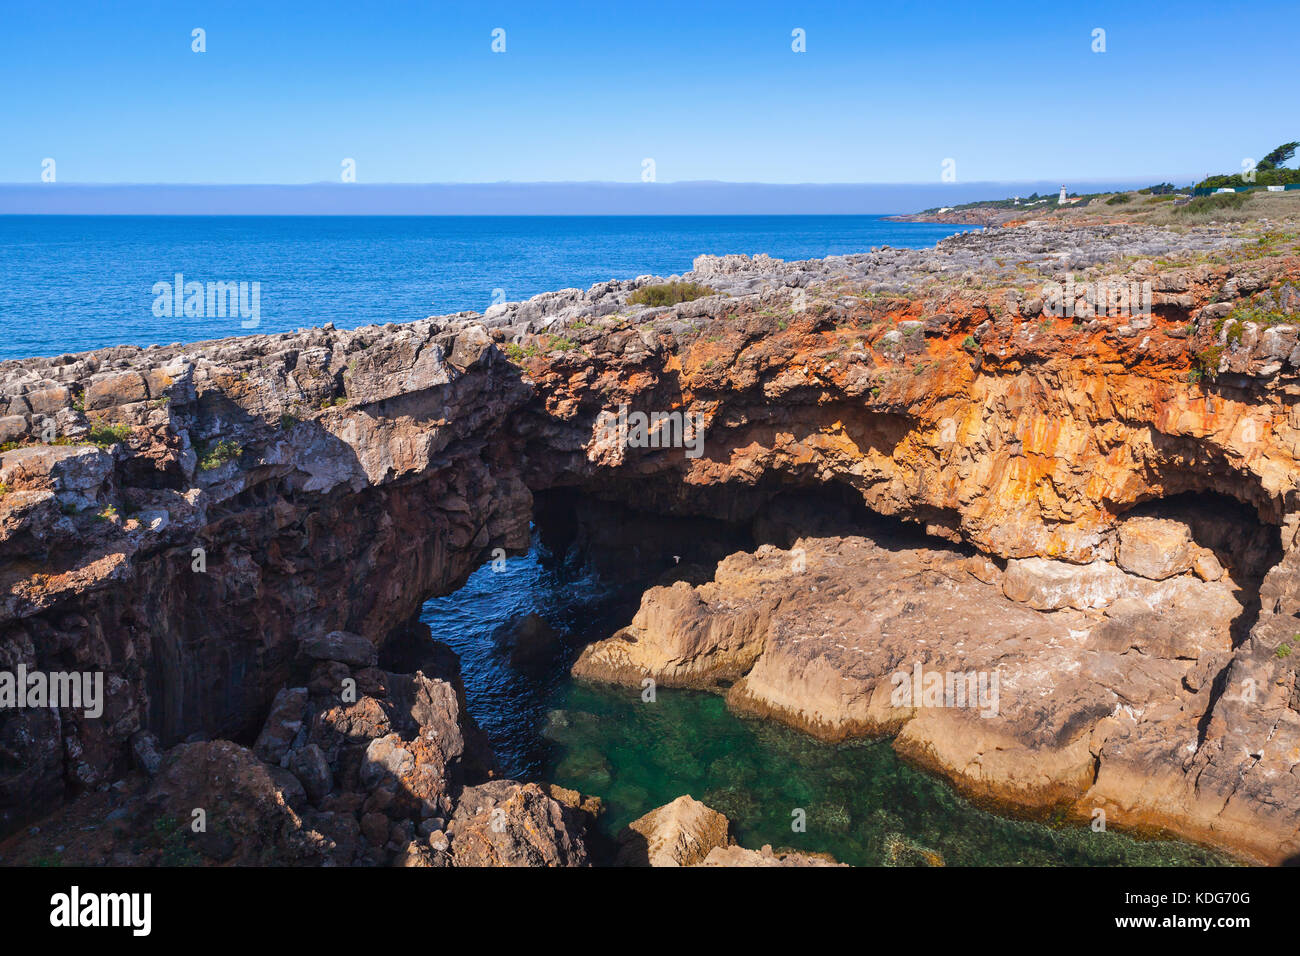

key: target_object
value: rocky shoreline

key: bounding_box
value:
[2,205,1299,864]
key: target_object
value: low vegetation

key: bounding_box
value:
[86,422,132,448]
[627,281,719,307]
[196,439,243,471]
[1191,343,1226,381]
[1174,192,1250,217]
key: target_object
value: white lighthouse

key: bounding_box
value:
[1058,185,1067,204]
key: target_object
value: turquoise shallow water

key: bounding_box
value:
[547,682,1232,867]
[422,536,1233,867]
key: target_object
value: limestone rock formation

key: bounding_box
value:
[447,780,590,867]
[0,318,533,835]
[615,794,731,866]
[700,844,846,867]
[2,213,1300,864]
[574,531,1297,864]
[616,795,845,867]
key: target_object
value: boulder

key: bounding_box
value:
[268,765,307,810]
[287,743,333,803]
[146,740,321,865]
[1117,517,1196,580]
[0,415,27,443]
[129,730,163,777]
[85,371,148,410]
[447,780,589,867]
[615,795,730,867]
[252,687,308,764]
[359,734,414,789]
[1193,550,1224,582]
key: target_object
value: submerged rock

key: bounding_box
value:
[494,612,562,667]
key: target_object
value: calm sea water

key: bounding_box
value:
[422,536,1232,867]
[0,215,976,361]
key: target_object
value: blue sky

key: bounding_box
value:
[1,0,1294,185]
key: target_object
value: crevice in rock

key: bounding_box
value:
[1195,660,1234,750]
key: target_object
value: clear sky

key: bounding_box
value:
[1,0,1294,185]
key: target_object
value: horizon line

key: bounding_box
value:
[0,177,1193,188]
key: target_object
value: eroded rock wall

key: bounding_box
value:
[0,320,532,833]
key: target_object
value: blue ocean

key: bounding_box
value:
[0,215,976,362]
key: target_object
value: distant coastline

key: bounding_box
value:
[0,180,1156,216]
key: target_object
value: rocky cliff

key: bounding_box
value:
[0,318,535,839]
[2,214,1299,864]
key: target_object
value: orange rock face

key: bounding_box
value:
[535,226,1300,864]
[520,247,1300,567]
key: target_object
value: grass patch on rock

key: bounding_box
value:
[627,281,719,308]
[196,439,243,471]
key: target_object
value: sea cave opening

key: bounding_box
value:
[378,479,1230,866]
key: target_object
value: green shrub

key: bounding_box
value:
[1194,343,1225,379]
[86,423,132,448]
[627,281,719,307]
[1223,301,1300,330]
[1174,193,1249,216]
[197,439,243,471]
[1105,193,1132,205]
